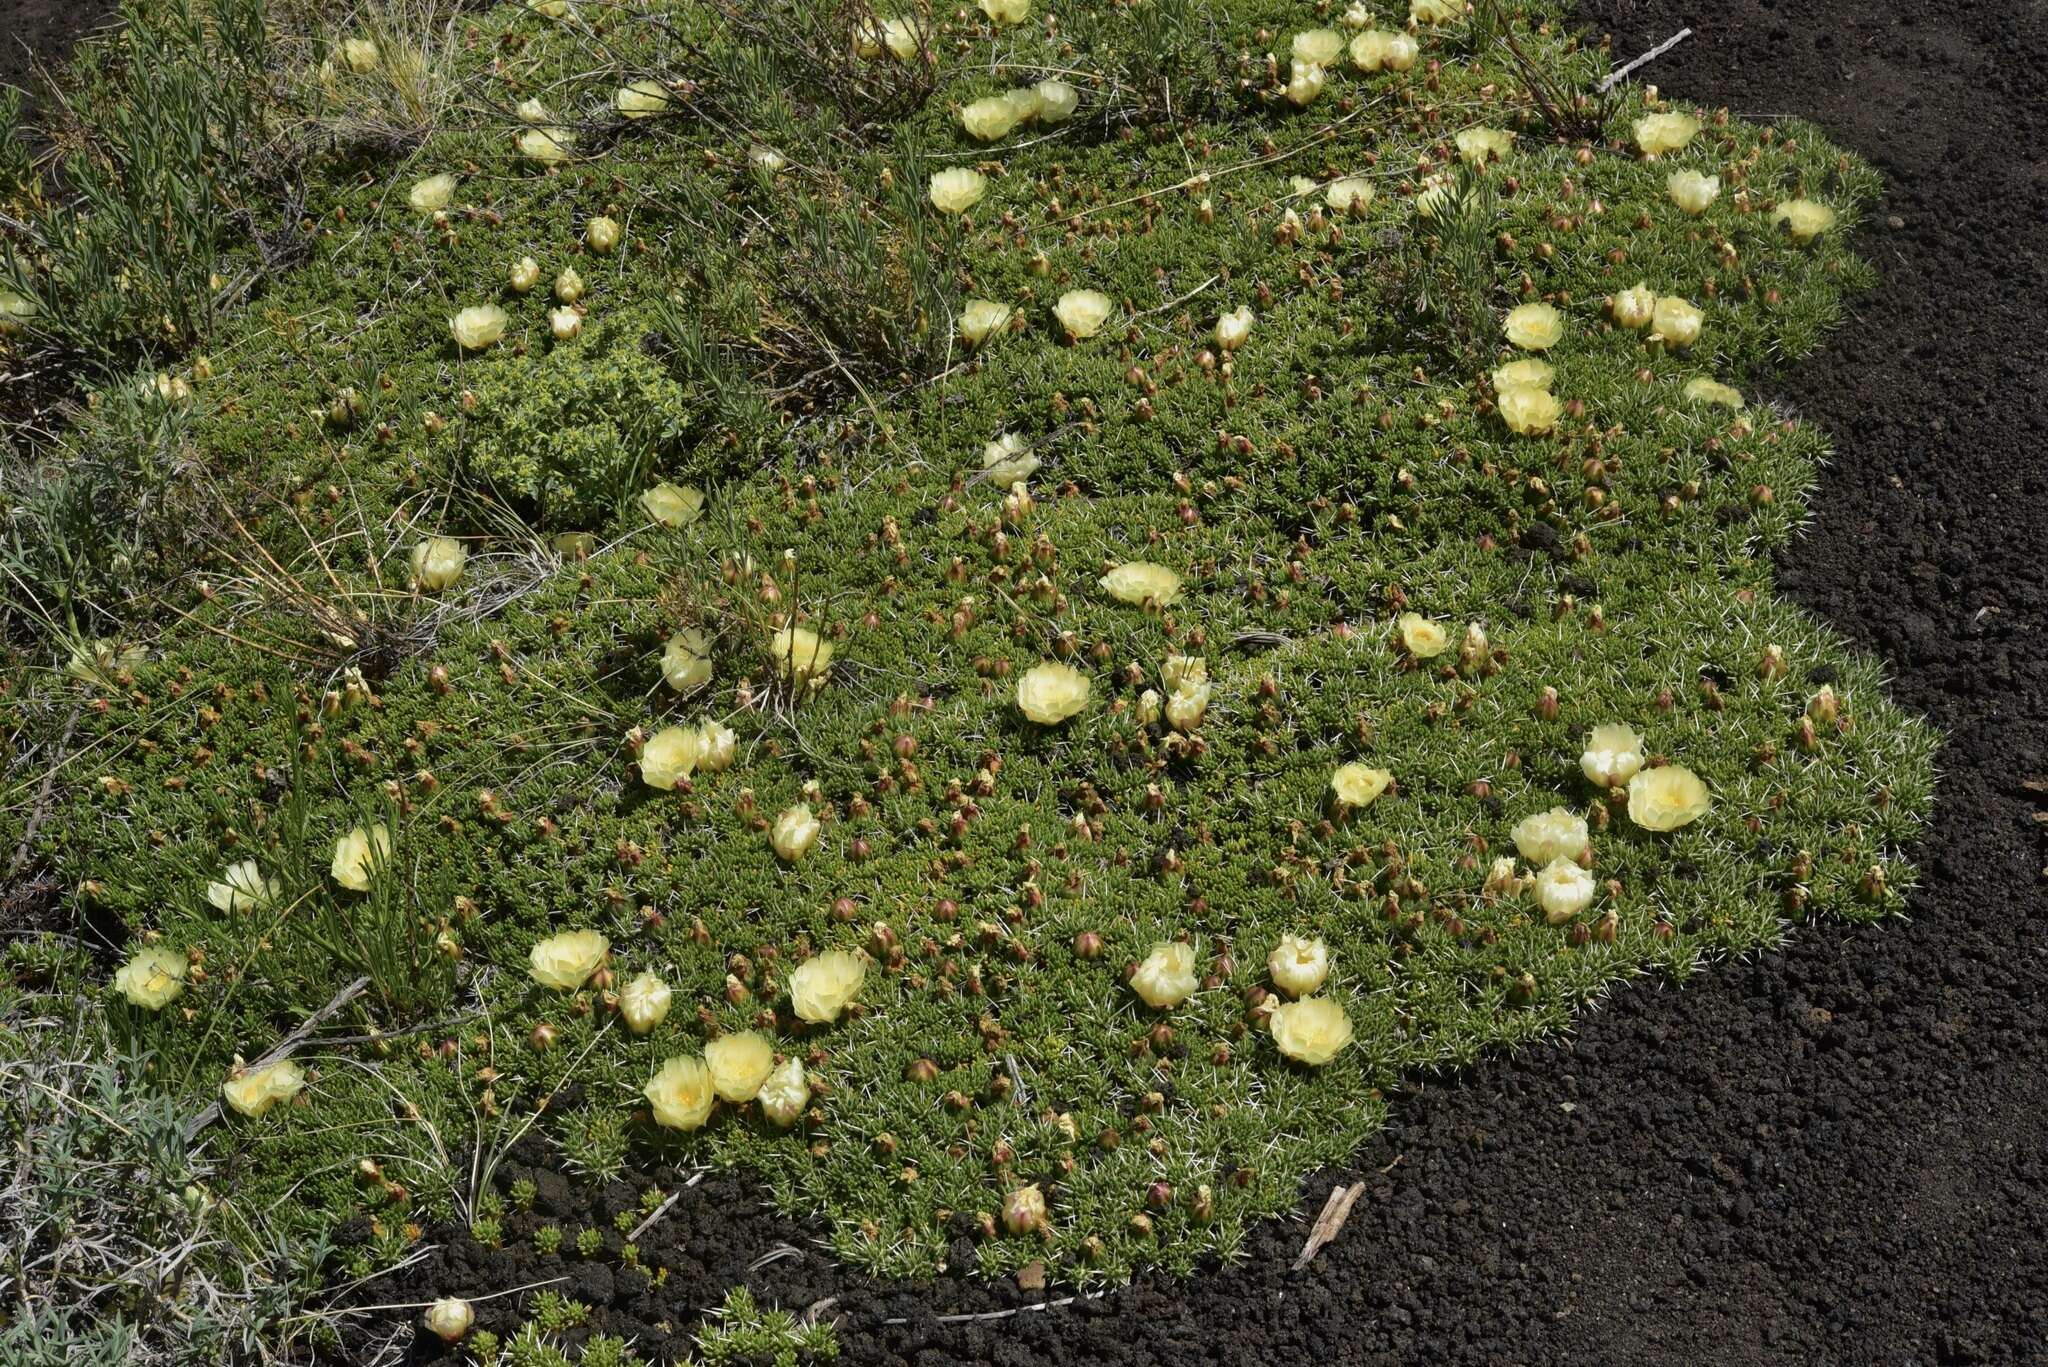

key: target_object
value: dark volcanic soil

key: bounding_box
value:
[20,0,2048,1362]
[0,0,112,101]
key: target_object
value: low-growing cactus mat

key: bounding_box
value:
[0,0,1950,1353]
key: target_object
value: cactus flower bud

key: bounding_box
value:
[770,803,821,862]
[1002,1182,1048,1234]
[619,971,673,1035]
[424,1298,474,1342]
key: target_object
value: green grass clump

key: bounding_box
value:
[0,0,1934,1330]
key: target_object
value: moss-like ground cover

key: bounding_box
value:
[1,0,1934,1347]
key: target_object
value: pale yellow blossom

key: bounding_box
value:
[1017,661,1090,724]
[641,482,705,528]
[770,804,821,862]
[1270,997,1353,1065]
[1131,941,1199,1009]
[1627,765,1712,831]
[529,929,609,991]
[206,860,278,914]
[330,823,391,891]
[644,1056,715,1130]
[1330,763,1392,811]
[1099,562,1183,608]
[790,949,866,1022]
[928,168,987,214]
[1511,806,1587,865]
[222,1060,306,1119]
[1503,301,1564,350]
[1267,934,1330,998]
[1633,111,1700,156]
[410,536,466,590]
[1580,723,1647,789]
[758,1057,810,1126]
[449,305,507,351]
[620,971,673,1034]
[112,945,186,1010]
[1396,613,1450,658]
[640,725,702,790]
[1053,289,1114,339]
[1533,857,1596,923]
[705,1031,777,1102]
[1498,384,1561,435]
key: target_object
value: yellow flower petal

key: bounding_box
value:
[704,1031,777,1102]
[112,945,187,1010]
[1131,942,1198,1009]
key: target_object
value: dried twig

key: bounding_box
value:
[628,1188,684,1243]
[1004,1054,1031,1110]
[1597,28,1694,93]
[318,1274,568,1319]
[1291,1181,1366,1271]
[308,1011,481,1050]
[183,976,371,1141]
[1495,26,1609,142]
[6,703,80,885]
[1126,273,1219,326]
[884,1292,1103,1325]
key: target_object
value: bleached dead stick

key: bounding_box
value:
[1597,27,1694,93]
[1292,1181,1366,1271]
[885,1294,1099,1325]
[629,1188,685,1243]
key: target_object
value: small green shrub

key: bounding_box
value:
[0,1009,314,1362]
[559,1107,631,1184]
[20,0,1931,1318]
[0,0,274,367]
[693,1286,838,1366]
[461,310,696,528]
[576,1336,643,1367]
[704,0,940,131]
[505,1324,572,1367]
[0,371,201,643]
[526,1291,589,1332]
[1065,0,1227,127]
